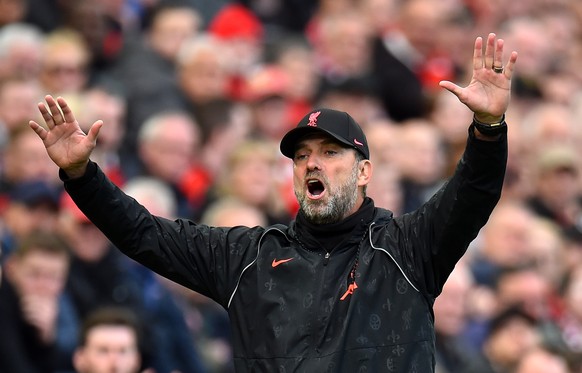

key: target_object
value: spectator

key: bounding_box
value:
[38,28,92,97]
[494,264,567,353]
[271,36,320,126]
[243,65,293,141]
[133,110,206,219]
[429,89,475,177]
[465,306,541,373]
[371,0,455,121]
[201,197,268,228]
[313,11,375,86]
[526,145,582,233]
[0,231,78,373]
[123,176,177,219]
[394,119,447,213]
[530,218,568,291]
[364,121,403,214]
[207,3,266,101]
[470,201,537,288]
[357,0,397,36]
[0,22,45,81]
[58,0,124,73]
[434,261,476,372]
[0,77,43,141]
[59,192,206,373]
[177,34,230,118]
[3,128,61,188]
[108,2,202,156]
[1,180,62,258]
[73,306,143,373]
[77,85,127,186]
[193,99,251,204]
[520,102,579,157]
[314,76,386,127]
[501,15,554,108]
[122,176,208,373]
[58,195,145,321]
[205,138,292,225]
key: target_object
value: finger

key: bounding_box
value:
[503,50,518,79]
[86,120,103,143]
[439,80,464,99]
[29,120,48,140]
[57,96,76,124]
[45,95,65,124]
[473,36,483,70]
[484,33,496,69]
[38,102,56,129]
[493,38,504,69]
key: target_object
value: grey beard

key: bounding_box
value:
[296,164,359,225]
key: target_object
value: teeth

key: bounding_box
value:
[308,180,318,184]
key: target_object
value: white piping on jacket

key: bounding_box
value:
[226,223,420,308]
[368,222,420,293]
[227,226,288,309]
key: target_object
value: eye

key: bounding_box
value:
[294,153,308,161]
[324,150,338,156]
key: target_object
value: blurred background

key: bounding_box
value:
[1,0,582,372]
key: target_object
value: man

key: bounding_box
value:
[30,33,516,372]
[0,231,77,373]
[73,307,143,373]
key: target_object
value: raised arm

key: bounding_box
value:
[29,95,102,179]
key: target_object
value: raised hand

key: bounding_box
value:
[439,33,518,123]
[29,95,102,178]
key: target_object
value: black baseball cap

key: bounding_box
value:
[280,108,369,159]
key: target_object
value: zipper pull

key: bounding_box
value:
[324,252,330,266]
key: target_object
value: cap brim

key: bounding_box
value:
[280,126,354,159]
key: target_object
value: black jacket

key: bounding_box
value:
[63,127,507,372]
[0,276,58,373]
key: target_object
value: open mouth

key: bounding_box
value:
[306,179,326,199]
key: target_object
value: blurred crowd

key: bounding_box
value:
[1,0,582,372]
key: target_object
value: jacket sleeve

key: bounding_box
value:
[62,162,263,307]
[394,126,507,298]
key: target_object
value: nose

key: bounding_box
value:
[306,153,321,171]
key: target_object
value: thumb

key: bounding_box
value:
[86,120,103,143]
[438,80,462,97]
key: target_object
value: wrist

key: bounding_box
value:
[473,114,505,126]
[63,162,89,179]
[472,114,507,137]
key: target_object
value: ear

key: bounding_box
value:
[357,160,373,187]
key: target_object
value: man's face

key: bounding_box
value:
[74,325,140,373]
[10,250,68,298]
[292,134,364,224]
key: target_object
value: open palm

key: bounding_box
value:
[29,95,102,178]
[439,33,518,123]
